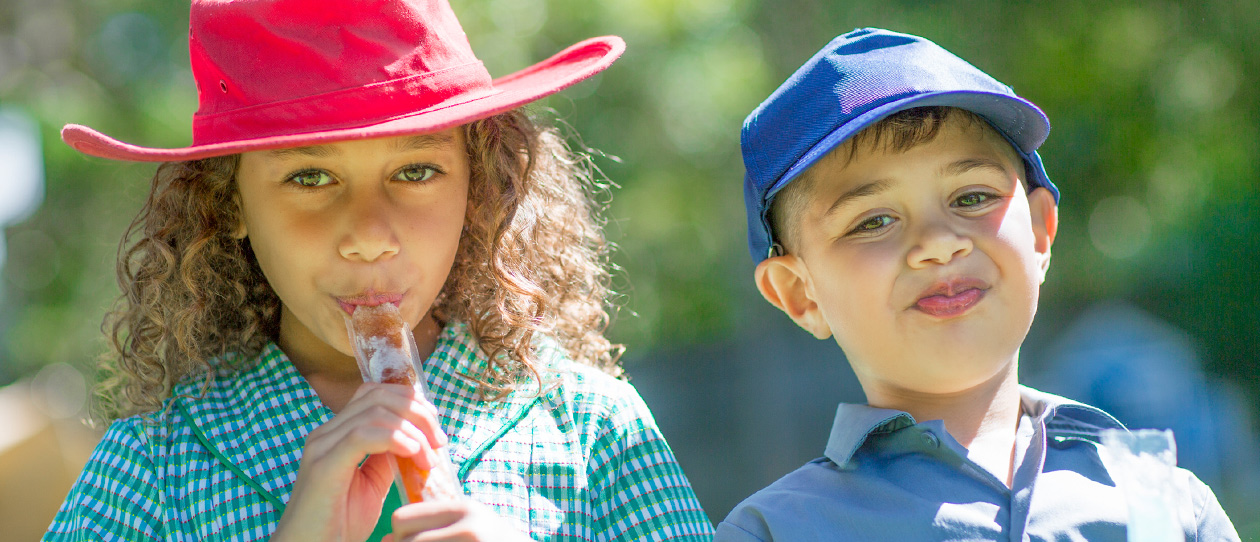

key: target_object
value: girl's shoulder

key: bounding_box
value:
[112,342,320,446]
[440,321,634,400]
[530,335,660,433]
[439,321,651,428]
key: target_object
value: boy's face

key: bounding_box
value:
[235,129,469,364]
[755,117,1057,399]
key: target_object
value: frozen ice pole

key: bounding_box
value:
[347,304,462,503]
[1099,429,1182,542]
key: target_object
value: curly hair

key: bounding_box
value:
[94,109,622,422]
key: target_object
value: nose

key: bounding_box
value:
[337,187,401,262]
[906,219,972,268]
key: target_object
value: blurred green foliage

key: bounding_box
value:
[1,0,1257,533]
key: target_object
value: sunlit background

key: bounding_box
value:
[1,0,1257,539]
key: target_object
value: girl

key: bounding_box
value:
[44,1,713,541]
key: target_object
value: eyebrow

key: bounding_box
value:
[822,179,891,219]
[940,157,1012,178]
[393,133,457,152]
[266,133,458,158]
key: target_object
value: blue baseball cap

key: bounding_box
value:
[742,27,1058,262]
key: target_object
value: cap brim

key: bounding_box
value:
[765,90,1050,202]
[62,36,625,162]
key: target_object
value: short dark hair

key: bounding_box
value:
[766,106,1022,254]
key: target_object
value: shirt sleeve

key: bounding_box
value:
[1188,471,1241,542]
[43,417,166,541]
[714,519,771,542]
[587,384,715,541]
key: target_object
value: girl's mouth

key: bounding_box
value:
[336,291,403,315]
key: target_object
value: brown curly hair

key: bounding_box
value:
[94,109,622,422]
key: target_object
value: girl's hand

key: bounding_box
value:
[271,383,447,542]
[383,499,534,542]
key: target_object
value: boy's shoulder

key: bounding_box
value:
[716,386,1239,542]
[714,456,854,542]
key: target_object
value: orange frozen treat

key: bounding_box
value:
[348,304,461,503]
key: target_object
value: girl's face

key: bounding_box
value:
[235,129,470,364]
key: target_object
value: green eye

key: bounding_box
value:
[853,215,893,233]
[289,170,333,187]
[395,165,437,183]
[955,192,992,207]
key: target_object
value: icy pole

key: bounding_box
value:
[1099,429,1182,542]
[347,304,462,504]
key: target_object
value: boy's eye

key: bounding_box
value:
[394,165,438,183]
[288,170,333,187]
[851,215,894,234]
[954,192,995,207]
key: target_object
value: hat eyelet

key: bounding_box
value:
[219,80,228,93]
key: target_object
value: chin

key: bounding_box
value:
[913,353,1016,391]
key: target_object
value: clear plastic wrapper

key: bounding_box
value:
[346,304,462,504]
[1099,428,1182,542]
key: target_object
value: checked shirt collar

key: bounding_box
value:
[168,321,548,506]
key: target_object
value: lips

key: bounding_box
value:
[912,278,989,318]
[336,290,404,315]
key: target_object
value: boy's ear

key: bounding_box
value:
[1028,187,1058,281]
[754,254,833,340]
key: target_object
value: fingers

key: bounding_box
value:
[390,500,533,542]
[303,384,448,468]
[394,500,465,532]
[391,500,472,542]
[356,383,449,448]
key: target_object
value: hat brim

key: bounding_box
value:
[62,36,625,162]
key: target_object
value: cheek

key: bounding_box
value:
[410,190,468,256]
[811,245,898,326]
[991,206,1040,267]
[241,207,324,296]
[986,207,1045,312]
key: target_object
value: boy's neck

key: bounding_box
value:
[863,359,1024,486]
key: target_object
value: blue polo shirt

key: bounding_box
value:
[715,386,1239,541]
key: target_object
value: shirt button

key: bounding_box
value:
[922,431,940,448]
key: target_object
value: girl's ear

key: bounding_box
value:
[1028,187,1058,281]
[754,254,832,340]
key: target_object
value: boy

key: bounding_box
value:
[715,28,1240,540]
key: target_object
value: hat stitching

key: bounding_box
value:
[195,61,490,121]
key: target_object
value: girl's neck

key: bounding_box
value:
[277,308,443,413]
[866,360,1023,486]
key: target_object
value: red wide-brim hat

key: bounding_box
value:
[62,0,625,162]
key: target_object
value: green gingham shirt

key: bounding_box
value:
[45,322,714,541]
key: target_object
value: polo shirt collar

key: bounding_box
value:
[823,385,1126,467]
[1018,385,1126,441]
[170,342,326,504]
[823,404,915,468]
[171,321,550,505]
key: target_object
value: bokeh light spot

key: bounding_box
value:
[1089,196,1153,259]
